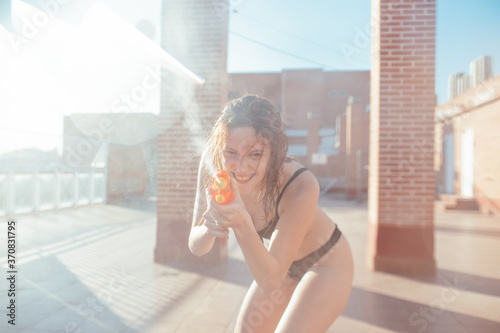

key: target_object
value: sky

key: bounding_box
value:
[226,0,500,104]
[0,0,499,155]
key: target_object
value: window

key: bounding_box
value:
[285,129,307,137]
[287,145,307,156]
[318,128,337,156]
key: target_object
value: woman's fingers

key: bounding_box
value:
[202,215,229,239]
[203,205,224,225]
[204,189,219,222]
[208,227,229,239]
[205,188,229,226]
[205,185,244,230]
[228,173,242,202]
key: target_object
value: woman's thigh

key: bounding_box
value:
[234,276,298,333]
[276,236,354,333]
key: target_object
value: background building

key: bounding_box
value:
[470,55,493,88]
[228,69,370,197]
[63,113,159,202]
[436,70,500,216]
[448,55,494,100]
[448,73,465,100]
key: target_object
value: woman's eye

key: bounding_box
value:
[224,151,236,156]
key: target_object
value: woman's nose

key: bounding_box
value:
[227,156,246,172]
[225,156,239,171]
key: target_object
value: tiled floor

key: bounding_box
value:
[0,196,499,332]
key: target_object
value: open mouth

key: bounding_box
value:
[231,172,255,184]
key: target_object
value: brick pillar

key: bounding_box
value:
[368,0,436,275]
[154,0,229,264]
[345,97,369,200]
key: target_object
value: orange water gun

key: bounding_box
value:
[210,170,233,205]
[197,170,233,227]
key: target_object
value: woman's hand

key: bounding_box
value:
[203,177,252,233]
[201,202,230,239]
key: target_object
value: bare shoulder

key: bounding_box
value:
[281,162,320,203]
[274,162,320,231]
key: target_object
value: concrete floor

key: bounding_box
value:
[1,195,499,332]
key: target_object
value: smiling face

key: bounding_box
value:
[205,95,288,220]
[222,126,269,195]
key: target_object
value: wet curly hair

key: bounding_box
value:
[204,94,290,221]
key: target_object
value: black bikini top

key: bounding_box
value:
[257,167,308,240]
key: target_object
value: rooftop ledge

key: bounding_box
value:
[435,74,500,122]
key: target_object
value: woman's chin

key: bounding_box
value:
[237,185,252,195]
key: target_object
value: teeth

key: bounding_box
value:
[235,174,252,181]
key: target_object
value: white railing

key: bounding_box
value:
[0,169,106,217]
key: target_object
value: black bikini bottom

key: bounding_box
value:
[287,225,342,281]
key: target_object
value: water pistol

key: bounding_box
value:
[210,170,233,205]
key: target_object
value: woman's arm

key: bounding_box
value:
[188,151,228,256]
[214,170,320,294]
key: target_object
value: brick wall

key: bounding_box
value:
[155,0,229,264]
[107,144,149,201]
[369,0,436,275]
[468,98,500,215]
[228,69,370,181]
[228,72,283,110]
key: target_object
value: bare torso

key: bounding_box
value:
[241,161,337,259]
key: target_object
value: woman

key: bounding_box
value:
[189,95,353,332]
